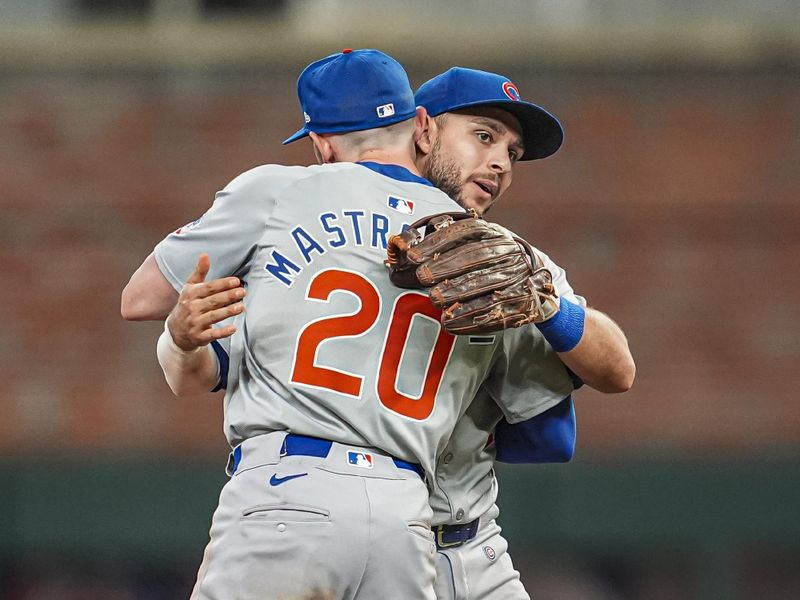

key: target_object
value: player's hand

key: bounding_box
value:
[166,253,245,351]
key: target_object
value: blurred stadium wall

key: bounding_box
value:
[1,1,799,598]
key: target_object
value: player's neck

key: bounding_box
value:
[353,150,422,177]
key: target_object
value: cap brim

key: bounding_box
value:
[282,127,310,145]
[503,101,563,160]
[448,99,564,160]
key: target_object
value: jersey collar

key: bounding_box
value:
[357,161,435,187]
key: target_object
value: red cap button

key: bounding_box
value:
[342,48,353,54]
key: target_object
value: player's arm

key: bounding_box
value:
[388,216,635,394]
[536,300,635,394]
[158,330,221,396]
[157,255,242,396]
[528,248,634,394]
[123,165,285,322]
[494,395,576,464]
[121,253,180,321]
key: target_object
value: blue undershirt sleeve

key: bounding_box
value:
[209,340,229,392]
[494,395,576,464]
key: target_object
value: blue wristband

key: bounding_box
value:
[535,296,585,352]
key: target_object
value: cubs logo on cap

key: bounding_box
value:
[502,81,521,101]
[283,49,417,145]
[414,66,564,160]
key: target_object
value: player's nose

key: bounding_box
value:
[487,146,513,174]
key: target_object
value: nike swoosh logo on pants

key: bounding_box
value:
[269,472,309,486]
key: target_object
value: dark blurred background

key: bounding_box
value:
[1,1,799,598]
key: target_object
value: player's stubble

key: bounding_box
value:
[423,135,499,216]
[423,136,465,208]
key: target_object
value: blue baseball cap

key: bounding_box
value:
[415,67,563,160]
[283,48,417,145]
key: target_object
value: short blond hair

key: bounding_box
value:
[330,118,416,154]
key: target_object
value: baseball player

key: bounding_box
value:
[151,66,635,600]
[411,67,634,600]
[121,49,589,600]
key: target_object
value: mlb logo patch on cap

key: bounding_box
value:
[377,103,395,118]
[347,450,374,469]
[387,195,415,215]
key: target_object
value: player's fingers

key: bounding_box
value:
[186,253,211,285]
[182,293,242,331]
[198,277,243,298]
[181,277,241,305]
[198,302,245,328]
[192,322,237,346]
[208,324,237,341]
[199,287,246,311]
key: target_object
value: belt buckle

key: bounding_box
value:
[435,524,464,549]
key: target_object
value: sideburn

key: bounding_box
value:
[424,137,464,205]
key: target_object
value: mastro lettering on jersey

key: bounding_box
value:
[265,209,401,287]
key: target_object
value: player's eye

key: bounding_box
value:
[476,131,492,143]
[509,149,519,163]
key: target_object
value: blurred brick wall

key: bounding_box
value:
[1,68,797,457]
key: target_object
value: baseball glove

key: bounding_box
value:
[385,211,559,335]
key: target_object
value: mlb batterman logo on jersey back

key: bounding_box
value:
[387,195,415,215]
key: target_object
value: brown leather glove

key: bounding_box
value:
[386,211,559,334]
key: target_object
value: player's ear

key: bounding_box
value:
[309,132,335,164]
[414,107,434,156]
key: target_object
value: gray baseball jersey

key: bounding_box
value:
[199,242,581,530]
[429,256,583,526]
[156,167,581,599]
[194,251,580,600]
[428,257,583,600]
[154,161,566,478]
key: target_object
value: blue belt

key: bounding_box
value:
[231,434,423,478]
[434,518,480,549]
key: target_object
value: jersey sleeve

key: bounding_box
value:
[153,165,292,292]
[482,248,582,423]
[483,328,576,424]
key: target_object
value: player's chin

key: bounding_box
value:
[459,189,495,216]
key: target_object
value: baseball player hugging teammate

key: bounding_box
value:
[122,48,635,600]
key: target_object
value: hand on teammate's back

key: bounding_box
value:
[166,253,245,351]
